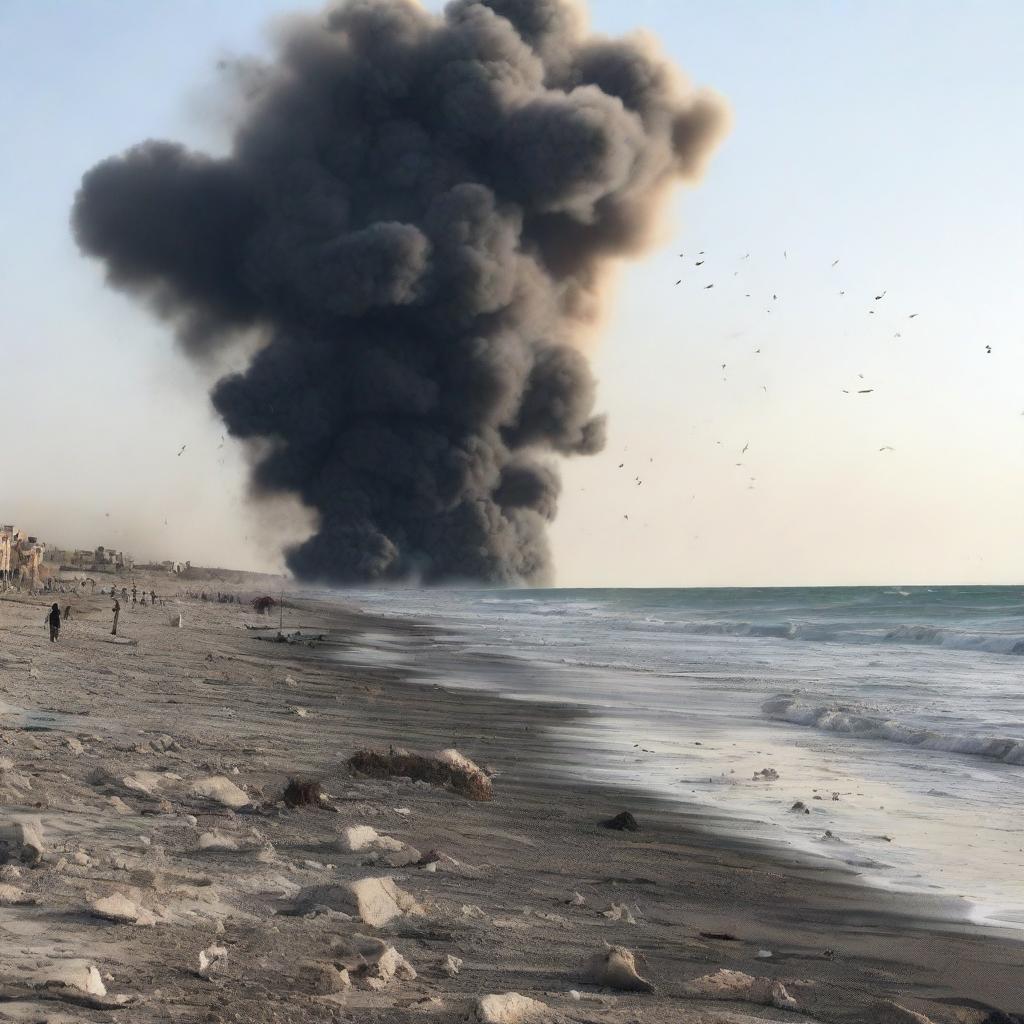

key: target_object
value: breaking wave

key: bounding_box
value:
[763,695,1024,766]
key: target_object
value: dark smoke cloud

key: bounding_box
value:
[72,0,727,585]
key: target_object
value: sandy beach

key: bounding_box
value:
[0,575,1021,1024]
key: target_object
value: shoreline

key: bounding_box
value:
[0,576,1021,1022]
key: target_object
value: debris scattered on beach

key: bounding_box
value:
[477,992,554,1024]
[282,777,325,808]
[348,747,492,801]
[600,811,640,832]
[683,968,797,1009]
[584,944,655,993]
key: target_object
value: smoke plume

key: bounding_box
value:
[73,0,727,584]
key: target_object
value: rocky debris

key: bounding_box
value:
[348,747,493,801]
[584,945,655,993]
[169,612,183,627]
[600,811,640,832]
[64,736,85,755]
[342,825,405,854]
[601,903,637,924]
[0,757,33,801]
[682,969,798,1009]
[477,993,554,1024]
[305,961,351,994]
[198,831,239,852]
[31,960,107,997]
[417,849,483,877]
[190,775,250,809]
[282,778,325,808]
[332,935,417,990]
[790,801,810,814]
[0,883,37,905]
[90,893,157,926]
[198,943,229,976]
[568,892,586,906]
[873,1003,937,1024]
[442,954,463,977]
[295,876,423,927]
[753,768,780,781]
[0,818,45,865]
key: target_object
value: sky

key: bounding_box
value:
[1,0,1022,587]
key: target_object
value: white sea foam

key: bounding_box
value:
[763,695,1024,765]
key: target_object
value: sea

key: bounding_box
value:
[330,585,1024,928]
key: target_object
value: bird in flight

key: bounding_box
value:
[705,283,714,290]
[875,291,887,301]
[832,259,840,267]
[177,444,187,457]
[908,313,919,319]
[858,389,875,395]
[985,345,992,354]
[742,442,749,454]
[879,446,895,452]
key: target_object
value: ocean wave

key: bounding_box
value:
[762,696,1024,766]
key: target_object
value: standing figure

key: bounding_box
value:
[111,598,121,636]
[47,603,61,643]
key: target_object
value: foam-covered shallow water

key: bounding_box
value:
[328,585,1024,927]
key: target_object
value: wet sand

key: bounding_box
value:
[0,575,1021,1023]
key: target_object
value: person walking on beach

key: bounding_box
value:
[46,603,61,643]
[111,598,121,636]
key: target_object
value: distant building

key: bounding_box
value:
[0,527,45,589]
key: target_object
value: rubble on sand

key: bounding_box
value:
[600,811,640,832]
[190,776,250,809]
[0,818,45,865]
[282,778,326,808]
[294,876,424,927]
[331,934,416,990]
[583,945,655,993]
[347,747,492,801]
[682,968,798,1009]
[477,993,555,1024]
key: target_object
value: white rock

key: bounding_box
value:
[90,893,157,926]
[0,883,36,905]
[442,954,463,977]
[682,969,797,1010]
[190,776,249,809]
[198,943,228,974]
[756,949,773,959]
[292,707,308,718]
[64,737,85,755]
[32,960,107,997]
[477,993,553,1024]
[0,818,45,865]
[569,892,586,906]
[296,876,423,927]
[198,831,239,852]
[341,825,405,853]
[584,945,654,993]
[306,961,351,994]
[601,903,636,925]
[73,851,91,866]
[169,613,183,627]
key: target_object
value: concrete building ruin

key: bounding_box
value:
[0,525,46,590]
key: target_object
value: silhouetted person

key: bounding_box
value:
[111,599,121,636]
[47,603,61,643]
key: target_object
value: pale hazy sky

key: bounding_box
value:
[2,1,1022,587]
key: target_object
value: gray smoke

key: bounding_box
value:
[73,0,727,584]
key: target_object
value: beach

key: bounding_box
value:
[0,576,1021,1023]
